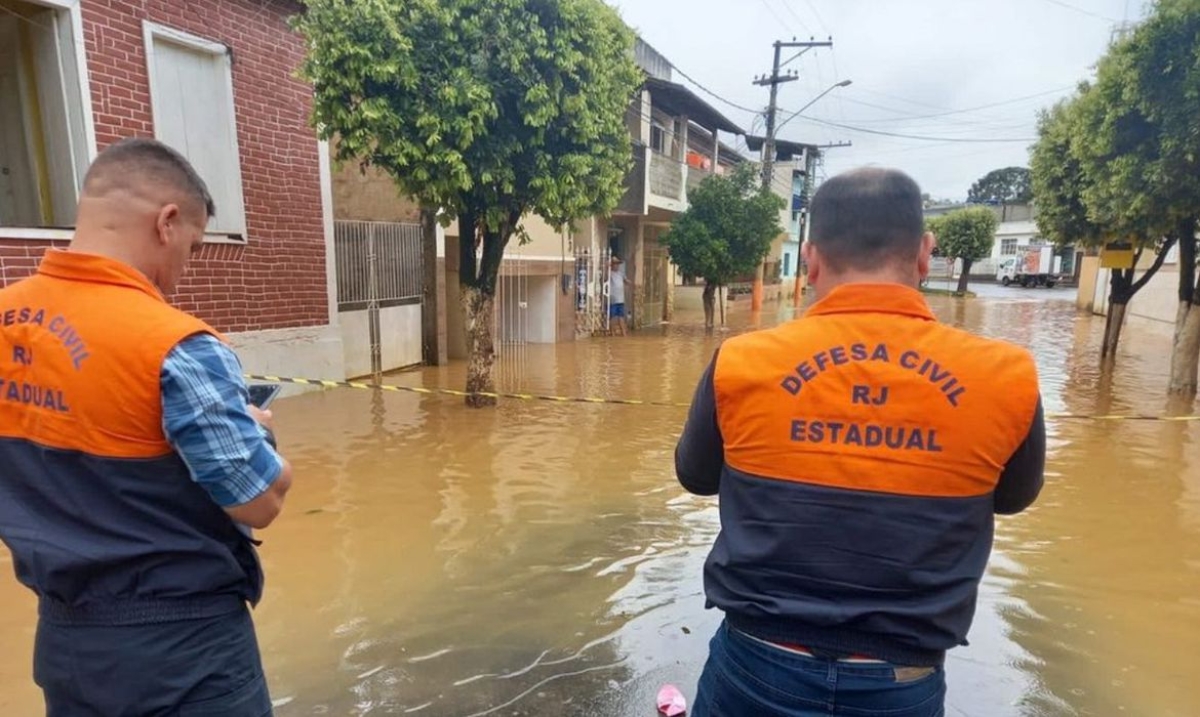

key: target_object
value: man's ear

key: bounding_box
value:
[156,204,181,247]
[802,241,819,284]
[918,231,936,279]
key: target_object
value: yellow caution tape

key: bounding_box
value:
[243,374,689,408]
[244,375,1200,422]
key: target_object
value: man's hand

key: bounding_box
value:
[248,405,274,432]
[247,405,279,450]
[226,405,291,529]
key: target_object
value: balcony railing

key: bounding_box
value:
[649,151,683,201]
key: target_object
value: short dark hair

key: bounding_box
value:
[809,167,925,271]
[83,137,215,220]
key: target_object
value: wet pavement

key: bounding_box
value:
[2,285,1199,716]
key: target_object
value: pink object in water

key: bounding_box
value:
[656,684,688,716]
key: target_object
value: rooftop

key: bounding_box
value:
[644,77,746,136]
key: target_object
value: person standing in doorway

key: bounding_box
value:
[675,167,1045,716]
[609,255,630,336]
[0,138,292,716]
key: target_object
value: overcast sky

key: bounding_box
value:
[610,0,1144,201]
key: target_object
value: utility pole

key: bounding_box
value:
[792,141,851,309]
[752,37,833,312]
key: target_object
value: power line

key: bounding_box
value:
[834,86,1073,124]
[782,85,1073,135]
[800,0,830,35]
[1036,0,1119,23]
[756,0,792,29]
[784,114,1037,143]
[776,0,811,34]
[667,63,762,116]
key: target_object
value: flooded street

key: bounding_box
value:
[2,286,1199,716]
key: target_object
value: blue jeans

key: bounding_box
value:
[693,622,946,716]
[34,605,272,716]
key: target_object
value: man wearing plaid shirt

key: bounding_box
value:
[0,138,292,716]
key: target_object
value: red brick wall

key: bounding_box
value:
[0,0,330,334]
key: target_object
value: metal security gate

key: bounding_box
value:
[573,247,612,336]
[494,251,530,389]
[335,220,423,378]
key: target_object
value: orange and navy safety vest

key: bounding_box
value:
[0,250,262,624]
[705,283,1040,665]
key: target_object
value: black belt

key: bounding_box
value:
[39,594,245,626]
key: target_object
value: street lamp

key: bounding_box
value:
[776,79,852,134]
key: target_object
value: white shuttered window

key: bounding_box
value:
[143,22,246,238]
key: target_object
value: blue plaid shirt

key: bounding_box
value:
[160,334,283,508]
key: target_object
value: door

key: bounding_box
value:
[643,243,668,326]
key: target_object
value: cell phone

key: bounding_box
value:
[248,383,282,409]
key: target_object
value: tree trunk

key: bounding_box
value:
[457,207,518,408]
[1098,239,1176,364]
[1103,267,1134,361]
[1169,222,1200,396]
[420,208,445,366]
[461,284,497,408]
[1169,303,1200,395]
[702,281,716,329]
[956,259,972,295]
[1103,299,1127,361]
[719,284,726,326]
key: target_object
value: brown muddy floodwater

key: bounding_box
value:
[3,286,1200,716]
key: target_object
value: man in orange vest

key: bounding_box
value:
[0,138,293,716]
[676,167,1045,716]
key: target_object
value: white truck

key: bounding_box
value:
[997,245,1062,288]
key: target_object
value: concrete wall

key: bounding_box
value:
[519,215,572,258]
[229,325,346,393]
[330,157,421,223]
[1079,252,1181,339]
[1129,266,1180,335]
[1077,255,1101,312]
[339,304,423,378]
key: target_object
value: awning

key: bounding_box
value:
[644,77,746,136]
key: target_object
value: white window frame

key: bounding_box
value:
[0,0,97,240]
[142,21,247,244]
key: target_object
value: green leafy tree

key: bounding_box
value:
[295,0,641,406]
[928,207,998,295]
[1028,92,1167,359]
[661,165,784,328]
[1032,87,1177,361]
[1030,98,1102,250]
[1082,0,1200,392]
[967,167,1033,205]
[1032,11,1190,369]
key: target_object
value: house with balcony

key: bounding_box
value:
[581,39,748,330]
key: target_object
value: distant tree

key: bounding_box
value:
[661,164,784,328]
[295,0,642,407]
[967,166,1033,205]
[928,207,998,295]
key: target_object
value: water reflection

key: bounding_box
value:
[0,287,1197,716]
